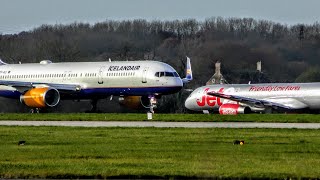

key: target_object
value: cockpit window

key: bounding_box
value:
[165,72,175,77]
[155,71,180,77]
[173,72,179,77]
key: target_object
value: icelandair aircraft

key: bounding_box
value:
[0,57,192,113]
[185,83,320,115]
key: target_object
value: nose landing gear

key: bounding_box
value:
[148,95,157,114]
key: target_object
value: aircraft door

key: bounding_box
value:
[142,67,149,83]
[63,71,72,81]
[98,66,105,84]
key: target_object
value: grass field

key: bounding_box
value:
[1,113,320,123]
[1,126,320,179]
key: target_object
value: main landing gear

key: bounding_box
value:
[30,108,40,113]
[88,99,98,113]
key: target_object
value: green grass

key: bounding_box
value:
[0,126,320,179]
[0,113,320,123]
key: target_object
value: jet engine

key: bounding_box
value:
[20,87,60,108]
[119,96,154,109]
[219,104,251,115]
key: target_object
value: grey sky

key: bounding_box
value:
[1,0,319,34]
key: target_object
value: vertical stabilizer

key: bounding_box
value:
[182,56,193,83]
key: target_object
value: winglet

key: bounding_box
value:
[182,56,192,83]
[0,59,7,65]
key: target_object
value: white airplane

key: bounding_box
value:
[0,57,192,113]
[185,83,320,114]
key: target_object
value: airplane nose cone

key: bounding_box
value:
[175,79,183,91]
[184,97,193,110]
[178,79,183,87]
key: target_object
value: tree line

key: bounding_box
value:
[1,17,320,112]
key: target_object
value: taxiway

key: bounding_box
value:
[0,121,320,129]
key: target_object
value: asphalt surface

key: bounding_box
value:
[1,121,320,129]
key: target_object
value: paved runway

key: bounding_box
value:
[1,121,320,129]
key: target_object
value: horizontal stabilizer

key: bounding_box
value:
[0,59,7,65]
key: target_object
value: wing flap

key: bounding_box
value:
[262,97,308,109]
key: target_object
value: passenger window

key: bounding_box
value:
[155,72,160,77]
[160,72,165,77]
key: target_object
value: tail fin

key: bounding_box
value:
[0,59,7,65]
[182,56,192,83]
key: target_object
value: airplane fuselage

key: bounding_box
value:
[0,60,183,100]
[185,83,320,113]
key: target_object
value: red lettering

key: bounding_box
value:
[196,88,209,106]
[216,88,224,106]
[197,88,224,107]
[249,85,301,92]
[196,95,206,107]
[207,95,216,106]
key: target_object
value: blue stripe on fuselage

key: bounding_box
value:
[0,86,182,100]
[0,90,21,99]
[71,86,182,99]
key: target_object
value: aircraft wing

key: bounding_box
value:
[206,91,307,110]
[0,80,81,92]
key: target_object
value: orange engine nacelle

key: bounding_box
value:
[118,96,152,109]
[20,88,60,108]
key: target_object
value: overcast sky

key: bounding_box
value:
[1,0,319,34]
